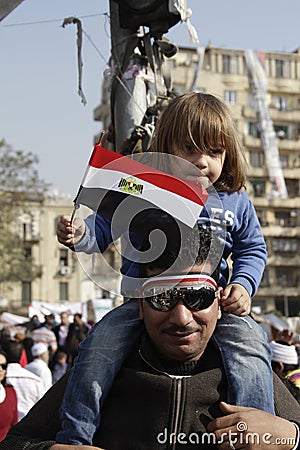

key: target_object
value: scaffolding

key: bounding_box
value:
[245,49,288,199]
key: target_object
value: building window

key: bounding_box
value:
[275,298,300,317]
[224,90,237,104]
[22,281,32,307]
[222,54,238,74]
[59,249,68,267]
[247,93,256,109]
[272,96,288,111]
[276,269,294,287]
[249,150,265,167]
[274,211,298,227]
[256,209,268,227]
[102,289,110,299]
[260,269,269,287]
[286,179,300,198]
[24,246,32,258]
[274,124,288,139]
[22,222,33,241]
[59,282,69,301]
[248,122,261,138]
[251,180,266,197]
[271,238,298,253]
[293,125,300,140]
[291,154,300,168]
[275,59,291,78]
[279,153,289,168]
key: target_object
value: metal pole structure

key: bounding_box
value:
[109,0,148,153]
[282,275,289,318]
[283,294,289,318]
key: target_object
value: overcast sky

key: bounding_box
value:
[1,0,300,197]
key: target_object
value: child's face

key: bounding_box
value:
[58,357,67,366]
[171,146,226,188]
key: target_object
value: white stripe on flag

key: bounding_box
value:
[81,166,204,228]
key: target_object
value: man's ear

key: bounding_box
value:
[217,287,222,320]
[138,298,144,320]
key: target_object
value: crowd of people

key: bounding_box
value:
[1,91,300,448]
[0,311,90,440]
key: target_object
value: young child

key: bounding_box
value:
[51,351,68,384]
[56,92,273,445]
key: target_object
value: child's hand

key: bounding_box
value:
[56,215,86,246]
[221,283,251,316]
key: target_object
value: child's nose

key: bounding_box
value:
[193,154,208,170]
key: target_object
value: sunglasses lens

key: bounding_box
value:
[0,363,8,370]
[147,286,216,311]
[148,297,177,312]
[184,287,216,310]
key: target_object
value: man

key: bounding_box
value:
[25,342,52,393]
[31,320,58,364]
[53,312,70,353]
[1,226,300,449]
[64,313,89,366]
[3,340,44,421]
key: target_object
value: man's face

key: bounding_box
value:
[60,313,69,325]
[139,264,222,362]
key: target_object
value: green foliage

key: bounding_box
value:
[0,139,49,284]
[0,139,49,211]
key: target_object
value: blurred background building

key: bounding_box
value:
[1,195,122,316]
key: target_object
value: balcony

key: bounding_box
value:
[261,225,300,238]
[243,135,261,148]
[247,166,267,177]
[267,255,300,266]
[277,139,300,151]
[268,78,300,92]
[242,105,256,119]
[269,107,300,122]
[257,285,299,298]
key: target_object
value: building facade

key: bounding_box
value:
[94,44,300,316]
[2,196,121,316]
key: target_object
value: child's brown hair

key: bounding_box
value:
[150,92,247,193]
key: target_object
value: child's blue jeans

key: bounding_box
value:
[56,299,274,445]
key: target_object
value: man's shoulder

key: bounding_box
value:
[273,372,300,421]
[7,364,43,383]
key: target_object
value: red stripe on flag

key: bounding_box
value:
[89,144,208,206]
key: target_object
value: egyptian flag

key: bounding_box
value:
[73,143,208,234]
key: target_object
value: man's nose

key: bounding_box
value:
[168,301,193,326]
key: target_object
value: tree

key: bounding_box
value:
[0,139,50,294]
